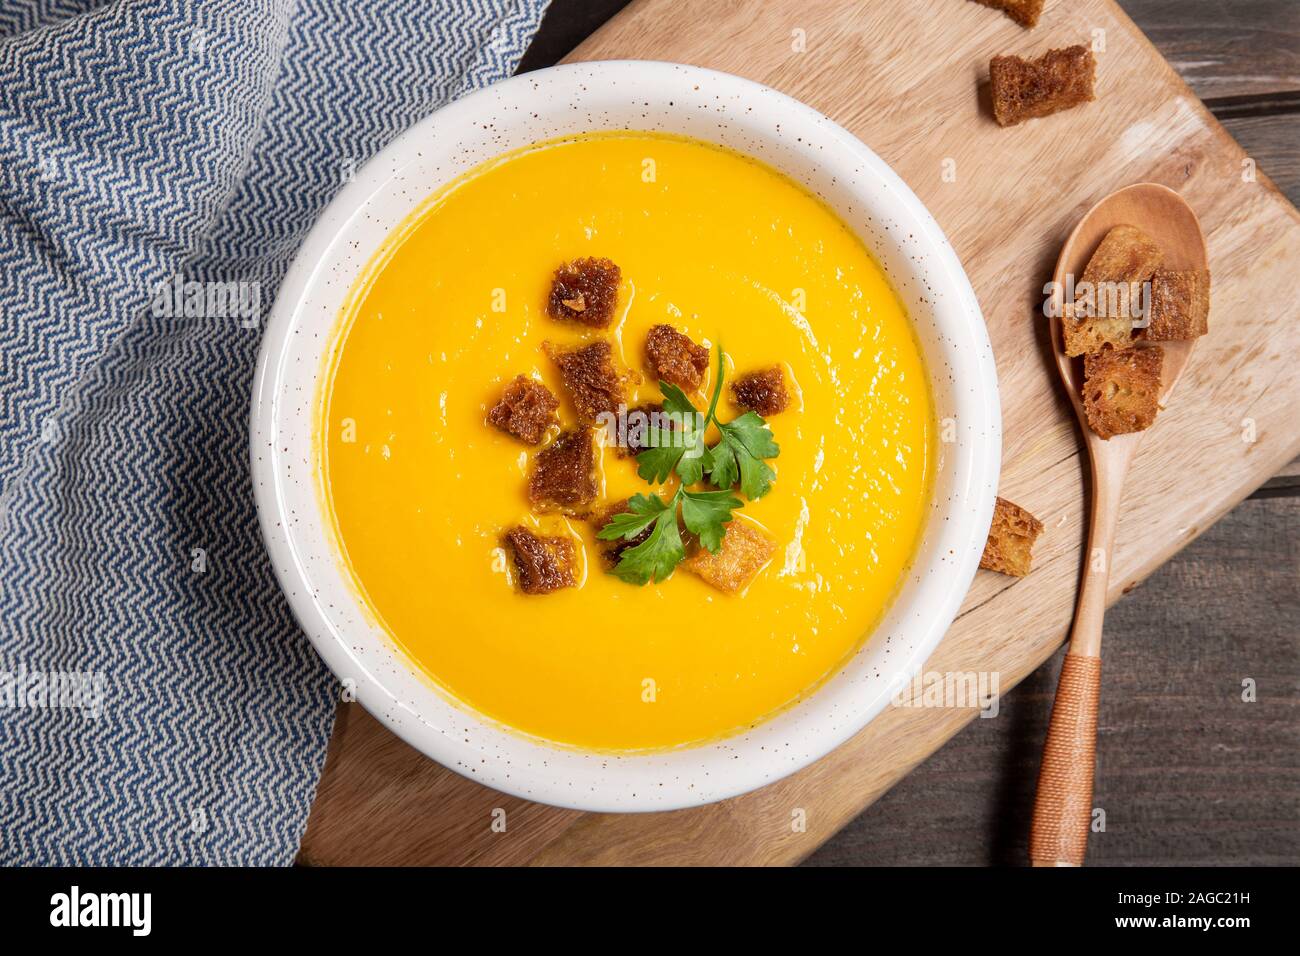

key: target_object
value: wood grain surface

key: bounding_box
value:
[299,0,1300,866]
[807,495,1299,865]
[1116,0,1300,99]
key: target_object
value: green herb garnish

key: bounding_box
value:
[632,380,710,485]
[597,487,741,585]
[708,410,779,500]
[597,345,779,585]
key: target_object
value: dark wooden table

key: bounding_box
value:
[517,0,1300,866]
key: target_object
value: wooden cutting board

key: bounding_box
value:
[299,0,1300,866]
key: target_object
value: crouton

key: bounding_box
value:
[544,340,626,426]
[1064,225,1165,357]
[1062,299,1137,357]
[527,427,597,514]
[645,324,709,392]
[590,500,653,568]
[503,527,577,595]
[681,521,776,593]
[970,0,1044,28]
[486,375,559,445]
[546,257,622,328]
[622,402,669,457]
[990,45,1095,128]
[1082,345,1164,439]
[979,496,1043,577]
[1140,269,1210,341]
[731,366,790,416]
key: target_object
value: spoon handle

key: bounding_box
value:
[1029,653,1102,865]
[1029,442,1130,866]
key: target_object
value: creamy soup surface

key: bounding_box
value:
[322,132,934,751]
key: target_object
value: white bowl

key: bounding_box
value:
[251,61,1000,812]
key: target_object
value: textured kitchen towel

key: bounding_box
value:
[0,0,550,865]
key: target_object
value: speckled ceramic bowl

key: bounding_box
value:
[251,61,1000,812]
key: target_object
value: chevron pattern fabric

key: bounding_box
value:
[0,0,550,865]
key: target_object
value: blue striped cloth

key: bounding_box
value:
[0,0,550,865]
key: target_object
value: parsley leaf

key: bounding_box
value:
[722,411,779,460]
[734,439,777,500]
[679,488,742,554]
[715,411,779,499]
[635,382,707,485]
[634,432,685,484]
[602,492,685,585]
[674,436,712,486]
[596,492,671,542]
[705,432,738,491]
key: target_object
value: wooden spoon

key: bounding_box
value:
[1030,183,1208,867]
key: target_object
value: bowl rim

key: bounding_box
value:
[251,59,1000,812]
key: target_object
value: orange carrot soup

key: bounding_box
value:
[320,132,933,751]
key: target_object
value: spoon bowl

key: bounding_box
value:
[1050,183,1209,440]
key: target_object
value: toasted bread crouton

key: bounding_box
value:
[1081,226,1164,287]
[1062,300,1134,358]
[486,375,559,445]
[979,496,1043,577]
[622,402,669,457]
[731,366,790,416]
[1082,345,1164,439]
[1140,269,1210,341]
[527,427,597,514]
[590,500,653,568]
[971,0,1044,28]
[544,340,626,426]
[645,324,709,392]
[1064,225,1165,357]
[681,521,776,593]
[990,45,1095,128]
[547,257,621,328]
[503,527,577,594]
